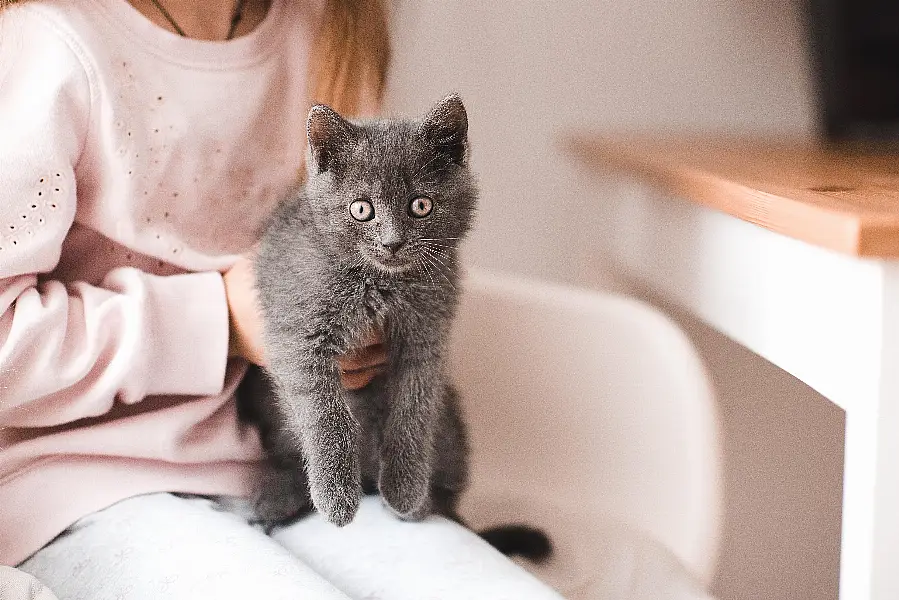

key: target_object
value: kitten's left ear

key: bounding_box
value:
[307,104,355,175]
[420,93,469,166]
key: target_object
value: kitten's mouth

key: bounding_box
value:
[365,251,414,273]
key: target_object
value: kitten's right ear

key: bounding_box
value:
[307,104,355,175]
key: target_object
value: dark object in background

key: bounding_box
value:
[806,0,899,142]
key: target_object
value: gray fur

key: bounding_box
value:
[240,94,477,527]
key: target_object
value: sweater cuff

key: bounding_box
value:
[144,271,230,397]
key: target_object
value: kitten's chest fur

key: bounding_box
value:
[345,272,455,330]
[266,227,457,354]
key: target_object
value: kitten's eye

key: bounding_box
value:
[409,196,433,218]
[349,199,374,222]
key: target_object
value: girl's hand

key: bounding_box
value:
[223,256,387,390]
[336,330,388,390]
[224,255,266,365]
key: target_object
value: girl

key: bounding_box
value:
[0,0,563,598]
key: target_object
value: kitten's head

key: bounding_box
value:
[303,94,477,274]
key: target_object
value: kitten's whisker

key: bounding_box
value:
[419,240,455,249]
[420,261,441,295]
[425,248,453,271]
[420,245,447,263]
[347,254,366,274]
[424,258,447,294]
[422,262,439,291]
[422,252,456,294]
[418,244,457,259]
[420,242,454,254]
[415,256,438,290]
[414,241,454,256]
[419,237,462,241]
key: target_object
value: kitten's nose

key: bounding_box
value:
[379,226,405,254]
[381,238,405,254]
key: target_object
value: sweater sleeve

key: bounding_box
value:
[0,9,230,428]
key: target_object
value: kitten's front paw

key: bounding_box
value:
[306,406,362,526]
[311,483,361,527]
[379,459,430,519]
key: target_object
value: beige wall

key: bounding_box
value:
[385,1,844,599]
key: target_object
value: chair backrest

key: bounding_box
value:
[449,268,722,587]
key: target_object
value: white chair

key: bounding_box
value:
[450,268,723,599]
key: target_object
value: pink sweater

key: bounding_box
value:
[0,0,322,565]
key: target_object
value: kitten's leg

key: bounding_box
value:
[238,366,314,526]
[254,458,314,529]
[378,337,444,518]
[379,399,437,518]
[426,383,470,522]
[268,341,362,527]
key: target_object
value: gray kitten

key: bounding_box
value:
[238,94,550,561]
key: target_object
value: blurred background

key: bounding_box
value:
[384,2,853,599]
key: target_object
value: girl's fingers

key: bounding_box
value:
[341,366,386,390]
[339,343,388,372]
[337,328,388,390]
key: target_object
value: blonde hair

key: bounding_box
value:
[310,0,390,116]
[0,0,391,117]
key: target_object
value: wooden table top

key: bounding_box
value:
[564,135,899,258]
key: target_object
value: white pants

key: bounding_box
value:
[15,493,562,600]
